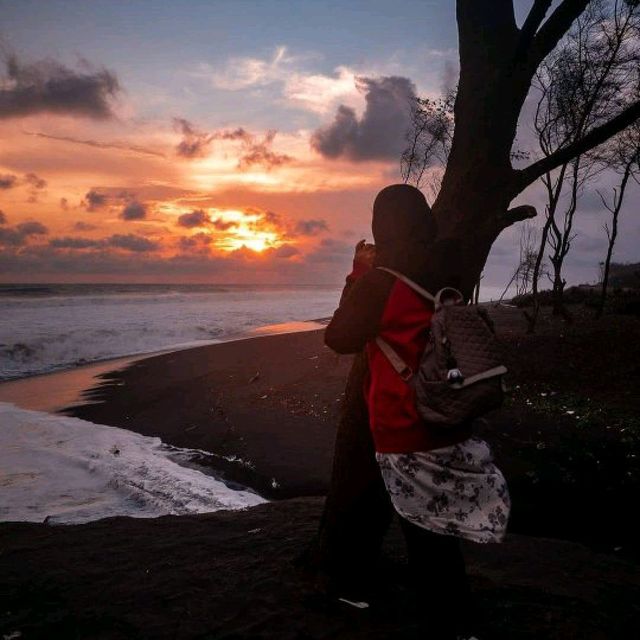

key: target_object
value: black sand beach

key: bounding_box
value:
[2,305,640,638]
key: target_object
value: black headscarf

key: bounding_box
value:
[372,184,435,284]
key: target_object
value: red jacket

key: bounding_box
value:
[325,262,471,453]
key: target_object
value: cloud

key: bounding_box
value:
[24,131,166,158]
[0,174,18,189]
[107,233,158,252]
[0,210,6,224]
[178,232,213,252]
[307,237,354,263]
[47,233,158,252]
[237,130,291,170]
[173,121,292,169]
[311,75,416,161]
[60,197,69,210]
[177,209,210,228]
[173,118,215,158]
[211,217,237,231]
[284,66,359,115]
[0,54,120,120]
[268,243,300,259]
[293,218,329,236]
[120,200,147,221]
[83,189,108,211]
[49,236,103,249]
[24,172,47,189]
[0,220,48,246]
[73,221,97,231]
[201,46,293,91]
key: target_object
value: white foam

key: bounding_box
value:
[0,402,266,524]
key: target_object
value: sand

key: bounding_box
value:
[1,306,639,638]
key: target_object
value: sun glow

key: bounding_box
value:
[206,209,282,253]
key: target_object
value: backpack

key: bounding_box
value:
[375,267,507,426]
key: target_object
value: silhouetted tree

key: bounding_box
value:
[527,0,640,329]
[315,0,640,582]
[596,117,640,316]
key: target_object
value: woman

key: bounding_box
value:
[325,184,510,639]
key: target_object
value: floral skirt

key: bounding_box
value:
[376,437,510,543]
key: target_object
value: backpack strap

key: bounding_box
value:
[375,337,414,382]
[376,267,436,304]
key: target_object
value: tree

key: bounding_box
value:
[527,0,640,328]
[596,117,640,316]
[400,92,454,191]
[314,0,640,581]
[497,222,542,304]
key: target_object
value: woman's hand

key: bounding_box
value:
[354,239,376,268]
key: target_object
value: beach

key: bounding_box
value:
[1,305,640,637]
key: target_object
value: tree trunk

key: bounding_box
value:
[597,162,633,318]
[314,0,639,584]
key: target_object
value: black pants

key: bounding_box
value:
[399,516,473,638]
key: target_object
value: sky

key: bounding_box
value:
[0,0,638,287]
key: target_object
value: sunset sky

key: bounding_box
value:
[1,0,638,286]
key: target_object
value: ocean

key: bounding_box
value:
[0,283,342,381]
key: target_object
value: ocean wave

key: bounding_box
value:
[0,402,266,524]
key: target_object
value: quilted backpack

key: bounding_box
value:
[375,267,507,426]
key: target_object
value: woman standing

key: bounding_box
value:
[325,184,510,640]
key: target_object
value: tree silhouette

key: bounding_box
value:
[314,0,640,582]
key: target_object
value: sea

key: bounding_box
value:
[0,283,342,523]
[0,283,342,381]
[0,280,508,524]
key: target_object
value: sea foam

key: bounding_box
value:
[0,402,266,524]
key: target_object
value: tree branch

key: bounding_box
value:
[499,204,538,230]
[519,0,553,51]
[529,0,590,67]
[515,100,640,191]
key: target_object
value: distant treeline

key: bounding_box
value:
[510,262,640,315]
[608,262,640,289]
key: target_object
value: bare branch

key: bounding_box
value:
[518,0,553,54]
[529,0,590,67]
[499,204,538,229]
[515,99,640,191]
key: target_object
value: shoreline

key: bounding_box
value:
[0,319,328,413]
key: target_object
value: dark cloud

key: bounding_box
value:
[173,118,215,158]
[269,244,300,259]
[211,217,237,231]
[0,220,48,246]
[24,172,46,189]
[177,209,210,228]
[120,200,147,221]
[178,232,213,252]
[17,221,48,235]
[311,75,416,161]
[107,233,158,252]
[49,236,102,249]
[0,210,6,224]
[307,237,354,263]
[173,120,291,169]
[0,174,18,189]
[237,130,291,170]
[293,219,329,236]
[0,54,120,120]
[83,189,108,211]
[73,221,97,231]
